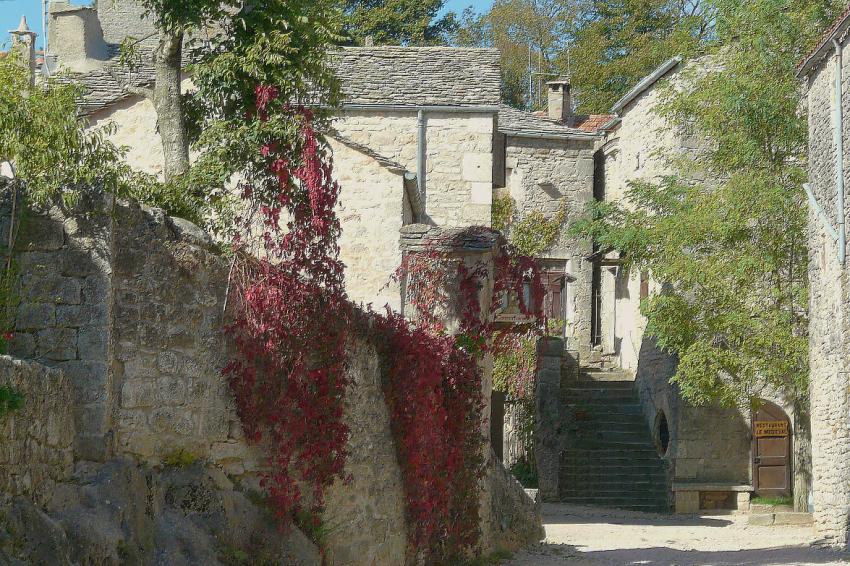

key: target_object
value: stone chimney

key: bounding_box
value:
[48,1,109,72]
[546,77,572,122]
[9,16,37,86]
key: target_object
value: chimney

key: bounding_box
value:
[9,16,37,86]
[48,2,109,72]
[546,77,572,122]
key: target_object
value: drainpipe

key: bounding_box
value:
[834,38,846,265]
[417,109,426,207]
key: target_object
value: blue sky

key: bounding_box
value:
[0,0,490,50]
[441,0,493,17]
[1,1,92,49]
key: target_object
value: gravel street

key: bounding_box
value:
[505,503,850,565]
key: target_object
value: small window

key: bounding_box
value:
[655,410,670,457]
[640,271,650,299]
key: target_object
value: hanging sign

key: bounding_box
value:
[754,421,788,438]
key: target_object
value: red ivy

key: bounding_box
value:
[224,86,350,521]
[224,83,545,564]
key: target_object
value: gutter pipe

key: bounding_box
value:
[834,38,846,265]
[805,183,839,242]
[417,109,426,206]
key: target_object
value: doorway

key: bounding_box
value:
[751,401,792,498]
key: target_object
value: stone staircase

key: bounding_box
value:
[558,368,669,512]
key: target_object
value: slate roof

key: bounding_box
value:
[498,105,612,139]
[61,46,502,115]
[797,5,850,77]
[333,47,501,107]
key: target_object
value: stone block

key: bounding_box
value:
[470,182,493,205]
[19,217,64,251]
[56,304,108,327]
[60,248,97,277]
[77,326,109,360]
[735,492,750,512]
[15,303,56,330]
[22,274,81,305]
[674,490,700,513]
[57,360,110,405]
[747,513,775,526]
[121,379,159,408]
[150,407,195,435]
[36,328,77,361]
[9,332,36,358]
[462,153,492,183]
[773,512,814,526]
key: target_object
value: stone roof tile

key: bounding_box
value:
[498,105,611,139]
[65,46,502,115]
[333,47,501,107]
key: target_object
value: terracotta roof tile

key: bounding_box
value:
[797,4,850,77]
[566,114,617,133]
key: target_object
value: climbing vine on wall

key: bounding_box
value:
[224,89,351,522]
[384,236,545,561]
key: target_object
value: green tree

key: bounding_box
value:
[0,52,144,206]
[340,0,458,45]
[571,0,844,510]
[563,0,711,113]
[184,0,342,225]
[453,0,580,108]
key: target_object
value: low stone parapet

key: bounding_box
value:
[672,482,752,513]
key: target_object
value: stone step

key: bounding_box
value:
[562,379,635,391]
[558,498,669,511]
[565,404,645,415]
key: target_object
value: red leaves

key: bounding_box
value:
[225,106,350,523]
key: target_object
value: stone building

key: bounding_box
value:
[798,4,850,548]
[530,56,799,514]
[0,7,545,563]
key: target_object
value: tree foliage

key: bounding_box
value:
[453,0,578,108]
[563,0,711,113]
[571,0,844,407]
[339,0,458,45]
[0,53,144,206]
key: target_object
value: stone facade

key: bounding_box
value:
[801,31,850,546]
[0,356,75,504]
[334,110,495,227]
[504,136,595,357]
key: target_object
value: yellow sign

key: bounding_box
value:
[755,421,788,438]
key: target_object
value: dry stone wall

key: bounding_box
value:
[804,51,850,547]
[0,356,74,504]
[8,194,116,462]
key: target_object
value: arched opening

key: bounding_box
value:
[655,409,670,457]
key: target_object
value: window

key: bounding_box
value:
[655,410,670,457]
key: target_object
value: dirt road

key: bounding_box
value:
[504,503,850,565]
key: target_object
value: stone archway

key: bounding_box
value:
[752,401,792,499]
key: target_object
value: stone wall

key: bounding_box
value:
[0,356,75,505]
[334,109,495,227]
[330,138,409,311]
[804,49,850,547]
[633,337,751,488]
[9,195,116,462]
[111,202,258,474]
[504,137,595,358]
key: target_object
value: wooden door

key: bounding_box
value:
[752,401,792,498]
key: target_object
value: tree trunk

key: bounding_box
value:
[153,29,190,182]
[792,399,812,512]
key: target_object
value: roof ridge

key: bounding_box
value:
[797,4,850,77]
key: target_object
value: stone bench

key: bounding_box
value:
[672,482,752,513]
